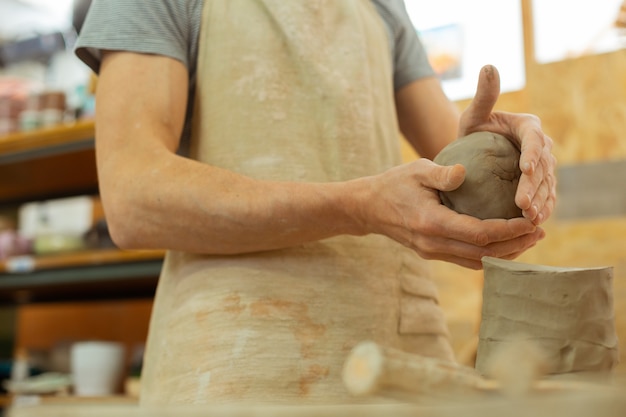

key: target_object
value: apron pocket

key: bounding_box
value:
[398,293,449,336]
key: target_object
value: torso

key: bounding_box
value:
[75,0,434,156]
[139,0,453,406]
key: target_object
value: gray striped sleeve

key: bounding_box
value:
[371,0,435,90]
[74,0,202,74]
[76,0,431,91]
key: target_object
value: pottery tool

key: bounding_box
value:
[342,341,602,401]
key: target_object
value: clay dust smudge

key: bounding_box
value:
[250,298,326,358]
[299,364,330,396]
[195,293,244,323]
[221,293,245,316]
[194,310,209,323]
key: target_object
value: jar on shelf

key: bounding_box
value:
[0,96,19,135]
[40,91,66,128]
[19,93,43,132]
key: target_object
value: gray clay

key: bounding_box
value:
[433,131,522,220]
[476,257,619,376]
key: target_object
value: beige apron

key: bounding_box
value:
[140,0,454,406]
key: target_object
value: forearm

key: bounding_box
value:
[99,148,368,254]
[95,51,369,254]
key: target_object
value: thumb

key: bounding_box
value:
[423,161,466,192]
[463,65,501,127]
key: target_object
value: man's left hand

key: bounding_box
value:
[458,65,557,225]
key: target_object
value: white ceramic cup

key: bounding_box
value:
[70,341,126,396]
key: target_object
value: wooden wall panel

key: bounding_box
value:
[556,160,626,219]
[527,50,626,164]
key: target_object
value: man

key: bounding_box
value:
[76,0,556,405]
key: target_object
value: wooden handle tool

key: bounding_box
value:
[342,341,493,399]
[342,341,600,401]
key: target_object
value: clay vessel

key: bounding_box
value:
[476,257,619,376]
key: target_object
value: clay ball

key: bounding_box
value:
[433,131,523,220]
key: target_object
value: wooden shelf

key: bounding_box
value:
[0,121,98,204]
[0,248,164,274]
[0,120,165,303]
[0,249,164,304]
[0,120,95,165]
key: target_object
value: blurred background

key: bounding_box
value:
[0,0,625,411]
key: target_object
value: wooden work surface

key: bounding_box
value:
[7,392,626,417]
[6,369,626,416]
[8,372,626,417]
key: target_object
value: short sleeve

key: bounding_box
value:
[371,0,435,90]
[74,0,201,74]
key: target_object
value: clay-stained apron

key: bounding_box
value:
[140,0,454,406]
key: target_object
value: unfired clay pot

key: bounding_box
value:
[476,257,619,376]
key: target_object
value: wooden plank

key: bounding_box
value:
[7,393,626,417]
[525,50,626,165]
[556,160,626,219]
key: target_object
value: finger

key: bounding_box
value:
[416,226,544,262]
[499,242,538,261]
[419,159,466,192]
[413,228,544,271]
[535,192,556,225]
[545,145,557,211]
[429,233,541,269]
[518,162,544,219]
[518,138,556,218]
[526,161,556,224]
[517,125,549,175]
[516,144,548,213]
[526,178,550,222]
[484,227,544,258]
[463,65,501,128]
[471,216,537,245]
[421,209,537,247]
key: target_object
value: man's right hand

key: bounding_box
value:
[350,158,544,270]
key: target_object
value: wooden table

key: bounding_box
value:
[6,389,626,417]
